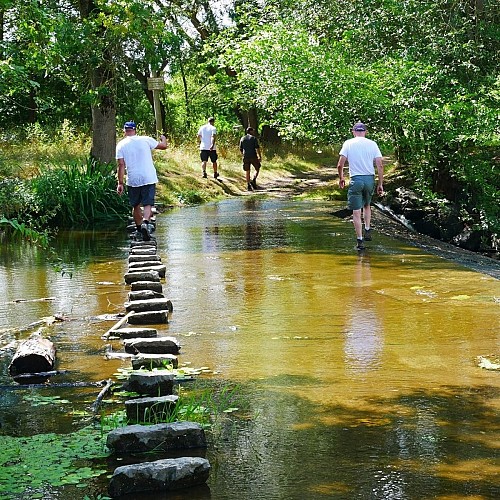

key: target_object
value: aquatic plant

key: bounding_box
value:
[0,426,109,497]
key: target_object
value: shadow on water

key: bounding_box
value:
[204,381,500,500]
[0,198,499,499]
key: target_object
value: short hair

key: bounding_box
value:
[246,127,253,133]
[208,117,215,123]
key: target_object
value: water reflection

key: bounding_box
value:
[343,254,383,374]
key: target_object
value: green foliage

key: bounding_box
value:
[30,157,130,227]
[176,189,207,205]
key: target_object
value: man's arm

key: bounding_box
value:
[116,158,125,195]
[337,155,347,189]
[375,157,384,195]
[210,131,216,150]
[155,135,167,150]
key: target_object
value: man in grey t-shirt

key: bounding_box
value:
[337,122,384,250]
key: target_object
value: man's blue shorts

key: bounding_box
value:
[347,175,375,211]
[128,184,156,207]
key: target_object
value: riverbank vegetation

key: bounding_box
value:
[1,0,498,254]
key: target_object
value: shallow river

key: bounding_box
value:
[1,198,499,499]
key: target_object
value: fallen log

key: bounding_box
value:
[102,311,135,338]
[8,330,56,376]
[12,369,68,381]
[90,378,114,417]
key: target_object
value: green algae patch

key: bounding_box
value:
[0,426,109,497]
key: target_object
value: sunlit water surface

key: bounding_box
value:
[1,198,499,499]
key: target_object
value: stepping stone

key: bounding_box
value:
[129,260,164,270]
[106,422,207,454]
[128,264,166,278]
[125,298,172,313]
[123,336,180,355]
[110,328,158,339]
[125,270,160,284]
[129,254,161,263]
[131,353,178,370]
[128,290,164,301]
[108,457,210,497]
[125,394,178,422]
[127,310,169,325]
[123,371,174,396]
[129,243,157,252]
[130,247,157,255]
[130,281,163,293]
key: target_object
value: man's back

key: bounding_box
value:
[198,123,216,150]
[339,136,382,176]
[116,136,158,186]
[239,134,259,158]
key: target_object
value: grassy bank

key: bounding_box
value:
[0,128,340,205]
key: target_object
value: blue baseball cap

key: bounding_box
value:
[124,121,136,129]
[353,122,367,131]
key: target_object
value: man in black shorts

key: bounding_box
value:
[239,127,262,191]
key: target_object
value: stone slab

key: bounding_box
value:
[108,457,210,497]
[107,422,207,454]
[132,353,178,370]
[123,336,180,354]
[130,281,163,293]
[125,394,178,422]
[127,310,169,325]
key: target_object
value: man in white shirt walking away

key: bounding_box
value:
[197,117,219,179]
[116,121,167,241]
[337,122,384,251]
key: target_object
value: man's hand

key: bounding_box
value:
[377,184,384,196]
[117,183,124,195]
[339,178,346,189]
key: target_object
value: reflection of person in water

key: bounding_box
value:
[344,254,383,373]
[243,199,263,250]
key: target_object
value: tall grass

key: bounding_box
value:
[31,158,130,227]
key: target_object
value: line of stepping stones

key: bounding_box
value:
[103,216,210,498]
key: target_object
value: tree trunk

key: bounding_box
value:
[90,71,116,164]
[79,0,116,164]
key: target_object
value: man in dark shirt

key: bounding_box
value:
[239,127,262,191]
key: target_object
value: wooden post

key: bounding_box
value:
[149,71,164,135]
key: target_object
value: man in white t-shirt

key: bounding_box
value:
[116,121,167,241]
[337,122,384,250]
[197,117,219,179]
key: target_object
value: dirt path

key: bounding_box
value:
[219,165,500,279]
